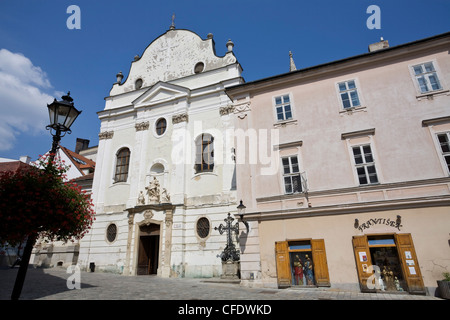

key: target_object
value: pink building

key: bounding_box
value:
[226,32,450,297]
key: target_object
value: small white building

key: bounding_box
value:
[78,25,244,277]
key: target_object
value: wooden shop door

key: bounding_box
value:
[394,233,425,295]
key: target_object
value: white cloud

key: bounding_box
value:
[0,49,51,88]
[0,49,54,151]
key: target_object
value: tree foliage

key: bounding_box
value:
[0,154,95,246]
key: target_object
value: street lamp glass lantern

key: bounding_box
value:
[47,92,81,132]
[237,200,246,217]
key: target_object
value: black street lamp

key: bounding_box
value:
[11,92,81,300]
[237,200,249,232]
[46,92,82,160]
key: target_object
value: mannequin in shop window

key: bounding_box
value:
[382,266,396,291]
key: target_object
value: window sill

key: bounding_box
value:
[192,171,218,180]
[284,191,305,196]
[416,89,449,101]
[358,182,380,187]
[273,119,298,127]
[339,106,367,115]
[110,181,130,187]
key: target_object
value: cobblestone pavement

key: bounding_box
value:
[0,267,443,301]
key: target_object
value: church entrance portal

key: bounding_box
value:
[137,224,160,275]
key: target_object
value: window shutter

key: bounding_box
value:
[275,241,291,288]
[311,239,330,287]
[352,235,375,292]
[394,233,426,295]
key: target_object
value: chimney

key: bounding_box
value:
[75,138,90,154]
[19,156,31,164]
[368,37,389,52]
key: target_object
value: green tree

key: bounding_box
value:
[0,153,95,299]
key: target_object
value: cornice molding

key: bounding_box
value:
[341,128,375,140]
[422,115,450,126]
[256,177,450,203]
[247,195,450,222]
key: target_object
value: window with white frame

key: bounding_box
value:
[412,62,442,94]
[437,132,450,173]
[275,95,292,121]
[338,80,361,109]
[282,156,302,194]
[352,145,379,185]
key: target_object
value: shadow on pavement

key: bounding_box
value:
[0,266,96,300]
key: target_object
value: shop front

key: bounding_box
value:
[245,206,450,296]
[275,239,330,288]
[353,233,425,294]
[274,232,425,295]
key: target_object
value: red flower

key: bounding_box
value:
[0,157,95,246]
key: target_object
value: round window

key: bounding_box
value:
[135,78,143,89]
[106,224,117,242]
[156,118,167,136]
[194,62,204,74]
[196,217,210,239]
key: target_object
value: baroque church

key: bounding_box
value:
[77,23,244,277]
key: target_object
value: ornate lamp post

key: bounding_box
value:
[11,92,81,300]
[46,92,82,162]
[237,200,249,232]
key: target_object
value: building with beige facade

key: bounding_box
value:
[226,32,450,296]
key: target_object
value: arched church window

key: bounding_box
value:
[195,133,214,173]
[156,118,167,135]
[150,163,165,174]
[115,148,130,182]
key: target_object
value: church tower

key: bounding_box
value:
[78,23,243,277]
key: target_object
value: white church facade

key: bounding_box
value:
[77,25,244,278]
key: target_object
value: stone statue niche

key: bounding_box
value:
[146,176,161,204]
[138,176,171,205]
[160,187,170,203]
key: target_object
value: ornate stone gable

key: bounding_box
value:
[110,29,239,96]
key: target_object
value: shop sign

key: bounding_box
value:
[354,216,402,232]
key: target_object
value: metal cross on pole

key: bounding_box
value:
[215,213,240,262]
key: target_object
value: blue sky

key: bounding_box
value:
[0,0,449,161]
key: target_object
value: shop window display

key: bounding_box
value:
[368,239,407,292]
[289,241,315,286]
